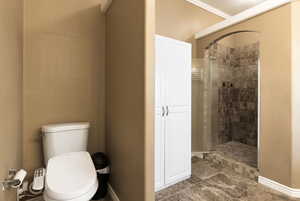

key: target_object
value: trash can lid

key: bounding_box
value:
[92,152,110,169]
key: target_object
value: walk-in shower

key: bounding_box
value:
[192,31,260,172]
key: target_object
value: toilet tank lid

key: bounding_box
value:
[42,122,90,133]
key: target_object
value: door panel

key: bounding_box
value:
[165,111,191,184]
[155,35,166,191]
[163,38,191,107]
[155,36,166,109]
[155,109,165,191]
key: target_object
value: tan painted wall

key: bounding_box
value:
[197,4,292,187]
[217,32,260,48]
[0,0,23,200]
[23,0,106,174]
[145,0,156,199]
[192,79,202,152]
[156,0,222,57]
[232,32,260,47]
[291,0,300,189]
[106,0,155,200]
[217,35,235,48]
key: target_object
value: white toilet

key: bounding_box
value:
[42,122,98,201]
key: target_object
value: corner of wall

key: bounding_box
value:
[144,0,155,200]
[291,0,300,189]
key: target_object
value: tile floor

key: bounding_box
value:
[214,141,257,168]
[156,157,300,201]
[206,141,259,180]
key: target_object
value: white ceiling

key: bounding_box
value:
[196,0,269,15]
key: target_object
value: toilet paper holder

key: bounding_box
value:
[0,168,27,191]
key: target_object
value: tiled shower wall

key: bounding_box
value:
[208,42,259,147]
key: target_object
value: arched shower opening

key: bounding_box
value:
[192,30,260,176]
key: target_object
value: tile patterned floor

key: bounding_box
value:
[206,141,259,180]
[156,157,300,201]
[214,141,257,168]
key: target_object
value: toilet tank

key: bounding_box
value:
[42,122,90,165]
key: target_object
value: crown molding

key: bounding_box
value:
[195,0,292,39]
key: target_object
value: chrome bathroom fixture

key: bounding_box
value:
[0,169,26,191]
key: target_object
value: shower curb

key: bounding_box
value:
[205,152,259,181]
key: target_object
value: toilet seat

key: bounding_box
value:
[44,183,98,201]
[44,152,98,201]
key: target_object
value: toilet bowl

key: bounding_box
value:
[43,152,98,201]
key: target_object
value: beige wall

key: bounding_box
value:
[217,32,260,48]
[232,32,260,47]
[0,0,23,200]
[291,0,300,189]
[145,0,156,199]
[23,0,106,174]
[106,0,155,200]
[192,79,203,151]
[197,4,293,187]
[156,0,222,57]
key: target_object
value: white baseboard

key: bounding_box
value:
[108,184,120,201]
[258,176,300,198]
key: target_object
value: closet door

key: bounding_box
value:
[165,109,191,184]
[163,38,191,107]
[162,36,192,185]
[155,35,191,189]
[155,111,165,191]
[155,36,166,191]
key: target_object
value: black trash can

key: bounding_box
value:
[91,152,110,200]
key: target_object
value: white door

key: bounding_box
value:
[165,109,191,184]
[161,36,191,186]
[155,110,165,190]
[163,37,191,107]
[155,35,191,189]
[155,36,166,190]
